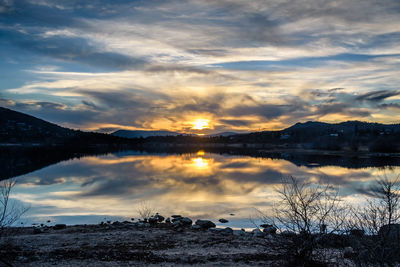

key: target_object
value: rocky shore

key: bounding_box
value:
[0,215,362,266]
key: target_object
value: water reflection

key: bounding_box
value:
[10,151,400,228]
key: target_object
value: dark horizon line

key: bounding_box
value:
[2,106,400,137]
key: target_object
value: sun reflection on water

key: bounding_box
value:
[192,157,209,169]
[196,150,205,156]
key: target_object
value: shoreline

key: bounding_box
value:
[1,221,285,266]
[1,217,359,266]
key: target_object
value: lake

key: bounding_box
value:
[8,150,400,229]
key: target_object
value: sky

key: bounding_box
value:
[1,0,400,134]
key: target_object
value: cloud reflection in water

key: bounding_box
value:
[11,151,400,226]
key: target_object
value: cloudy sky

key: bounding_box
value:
[1,0,400,134]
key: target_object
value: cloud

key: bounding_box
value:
[355,90,400,102]
[1,0,400,130]
[315,103,370,117]
[0,0,13,13]
[379,103,400,110]
[219,119,254,127]
[0,29,147,70]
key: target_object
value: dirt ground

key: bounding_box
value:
[0,222,353,266]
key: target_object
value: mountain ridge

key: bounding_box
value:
[0,107,129,145]
[112,130,185,138]
[1,106,400,153]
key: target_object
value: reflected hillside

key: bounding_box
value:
[141,146,400,169]
[0,146,125,181]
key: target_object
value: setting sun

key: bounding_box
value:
[191,119,209,130]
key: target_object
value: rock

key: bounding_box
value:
[112,221,123,226]
[137,222,150,228]
[53,224,67,230]
[252,228,265,238]
[180,217,192,226]
[17,256,28,262]
[195,220,216,229]
[165,217,171,224]
[343,247,354,258]
[171,215,182,218]
[220,227,233,235]
[173,220,183,227]
[230,213,235,216]
[262,225,277,234]
[281,230,296,237]
[349,229,364,237]
[33,228,43,234]
[378,224,400,240]
[233,230,246,236]
[191,225,201,230]
[171,216,191,225]
[219,218,229,223]
[154,214,165,222]
[148,217,158,225]
[172,217,192,228]
[208,228,223,233]
[207,227,233,235]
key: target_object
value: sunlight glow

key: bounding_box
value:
[191,119,209,130]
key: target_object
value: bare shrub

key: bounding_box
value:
[274,176,345,235]
[372,176,400,226]
[0,179,28,229]
[0,179,29,267]
[271,176,347,265]
[136,201,154,221]
[350,176,400,265]
[351,176,400,233]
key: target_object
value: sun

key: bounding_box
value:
[191,119,209,130]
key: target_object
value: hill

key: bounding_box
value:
[0,107,132,146]
[230,120,400,152]
[206,132,240,137]
[112,130,183,138]
[0,107,77,143]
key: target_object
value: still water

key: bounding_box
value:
[10,150,400,228]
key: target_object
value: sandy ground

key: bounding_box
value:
[0,222,353,266]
